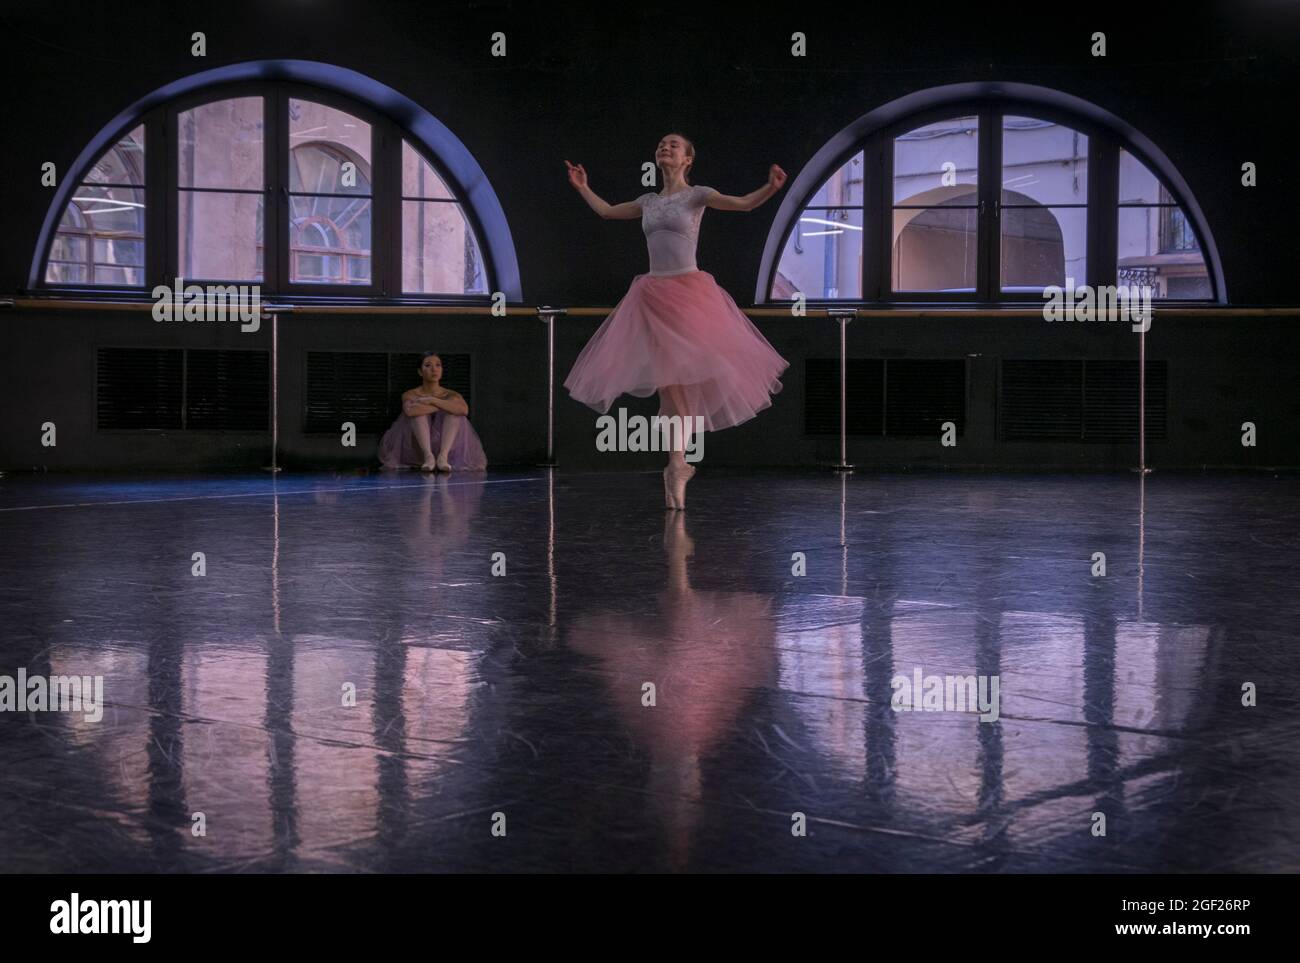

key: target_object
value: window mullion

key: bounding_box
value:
[979,105,999,303]
[145,109,165,289]
[879,131,894,300]
[269,90,286,296]
[164,106,179,284]
[862,134,884,302]
[378,119,401,299]
[1089,135,1118,289]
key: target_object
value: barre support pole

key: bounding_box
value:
[827,308,858,472]
[536,306,567,467]
[262,305,292,473]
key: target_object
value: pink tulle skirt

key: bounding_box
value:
[563,270,788,432]
[377,411,488,470]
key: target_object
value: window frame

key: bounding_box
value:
[38,79,495,304]
[767,96,1218,307]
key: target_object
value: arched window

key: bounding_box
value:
[761,84,1223,305]
[45,125,146,286]
[33,61,516,301]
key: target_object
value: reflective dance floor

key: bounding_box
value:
[1,469,1297,873]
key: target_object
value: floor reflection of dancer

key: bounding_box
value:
[563,133,790,509]
[378,352,488,472]
[398,475,485,578]
[566,514,777,870]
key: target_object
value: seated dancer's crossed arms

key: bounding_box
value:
[378,351,489,472]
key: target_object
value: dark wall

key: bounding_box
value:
[4,306,1296,471]
[2,0,1298,471]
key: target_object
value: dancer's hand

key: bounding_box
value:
[767,164,787,192]
[565,160,588,190]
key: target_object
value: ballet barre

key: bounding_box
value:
[9,297,1300,475]
[11,298,1300,317]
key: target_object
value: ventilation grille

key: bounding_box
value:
[97,348,183,430]
[1000,360,1083,441]
[805,358,965,437]
[186,350,270,431]
[1001,359,1167,442]
[804,359,883,434]
[305,351,472,433]
[885,359,966,437]
[97,348,269,431]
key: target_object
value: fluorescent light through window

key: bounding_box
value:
[73,197,144,208]
[800,216,861,231]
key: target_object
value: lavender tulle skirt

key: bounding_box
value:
[563,269,789,432]
[377,411,488,470]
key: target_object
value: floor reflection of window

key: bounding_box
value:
[890,609,983,820]
[48,645,152,846]
[997,612,1089,828]
[1114,622,1211,769]
[180,648,274,858]
[775,596,867,779]
[400,643,477,785]
[291,641,378,855]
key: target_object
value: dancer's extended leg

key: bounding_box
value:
[436,413,463,472]
[408,413,437,471]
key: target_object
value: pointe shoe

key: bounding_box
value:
[420,457,438,472]
[664,461,695,510]
[436,453,452,473]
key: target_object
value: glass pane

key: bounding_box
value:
[178,190,264,280]
[771,208,863,299]
[1118,148,1165,205]
[1118,206,1210,299]
[49,235,86,262]
[178,97,264,189]
[291,195,372,284]
[94,237,144,264]
[807,151,864,207]
[85,125,145,185]
[402,200,488,294]
[1002,116,1087,205]
[290,99,371,173]
[45,261,88,284]
[46,231,88,283]
[892,205,977,292]
[1001,206,1087,290]
[893,115,978,204]
[46,185,145,285]
[402,141,454,199]
[67,185,145,234]
[291,142,371,196]
[90,266,140,286]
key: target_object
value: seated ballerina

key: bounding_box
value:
[378,352,488,472]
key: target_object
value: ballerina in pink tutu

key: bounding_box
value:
[378,351,488,472]
[563,133,790,509]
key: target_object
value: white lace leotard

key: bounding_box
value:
[637,184,718,276]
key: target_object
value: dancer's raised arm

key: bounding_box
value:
[705,164,788,212]
[566,160,643,219]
